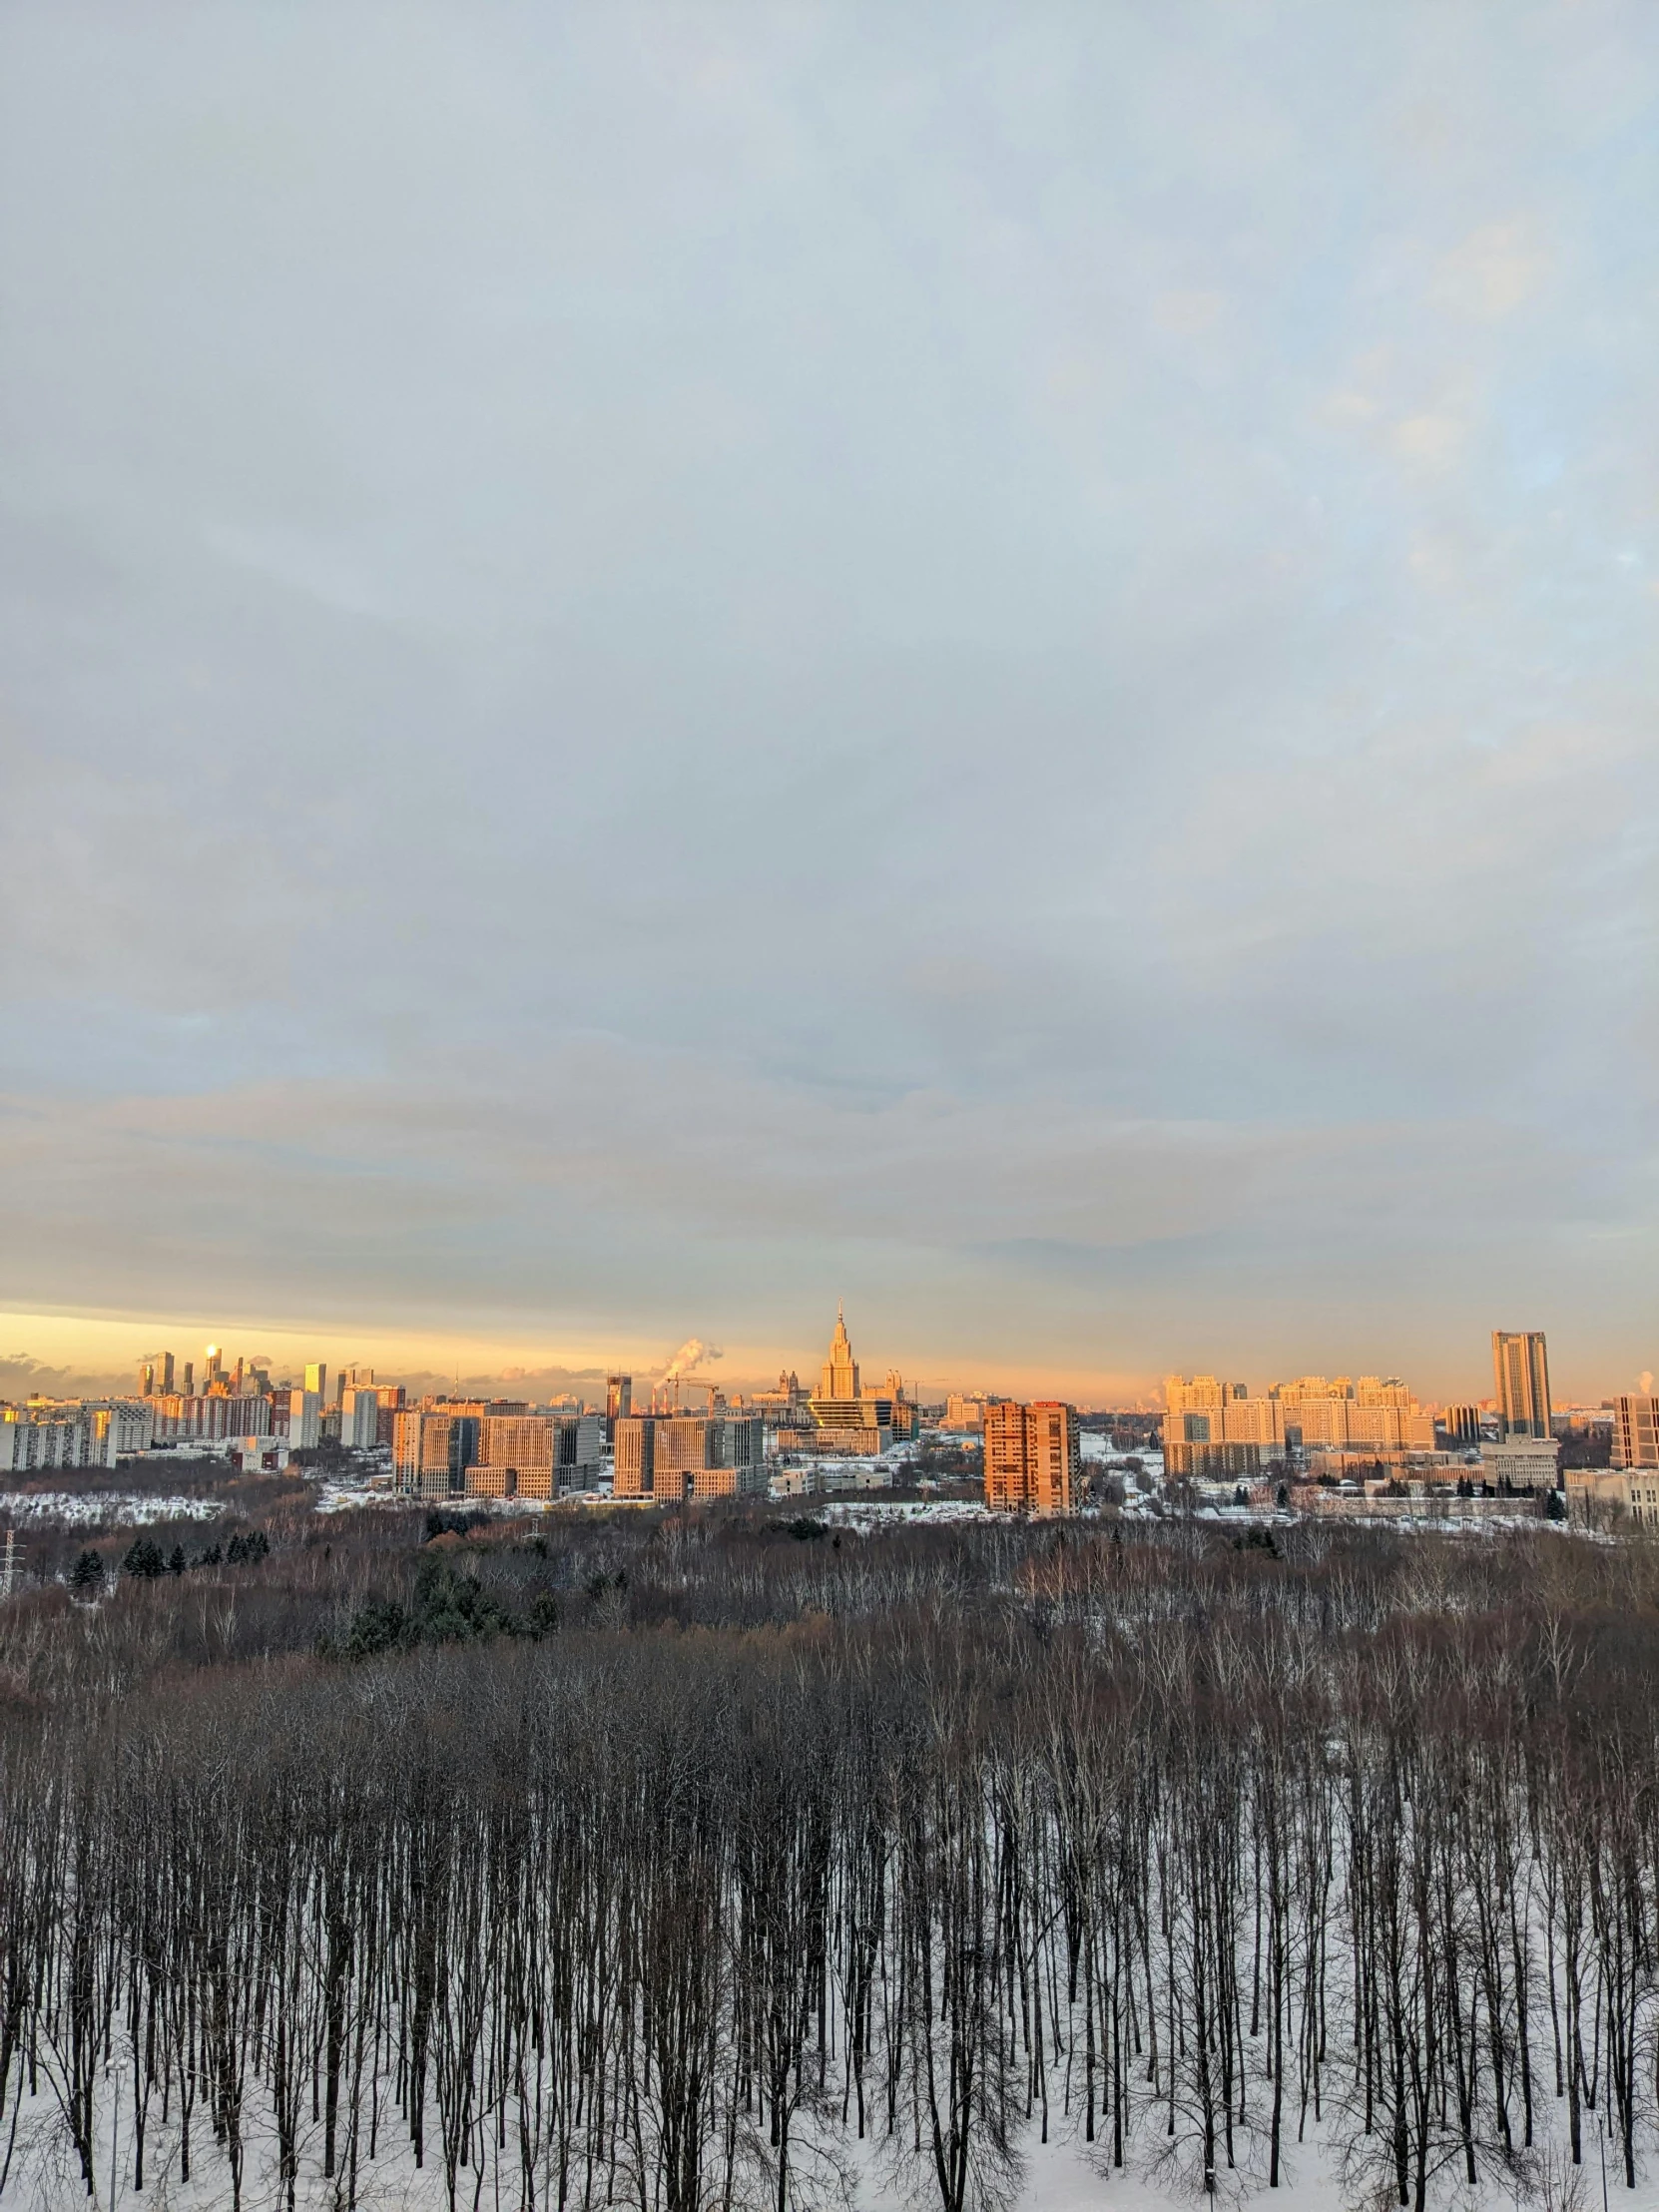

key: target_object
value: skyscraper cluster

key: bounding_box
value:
[133,1351,402,1451]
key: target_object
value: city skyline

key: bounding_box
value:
[0,1300,1642,1413]
[3,7,1657,1387]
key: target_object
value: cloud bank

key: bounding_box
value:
[1,2,1655,1396]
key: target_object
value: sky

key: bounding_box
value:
[1,1,1656,1405]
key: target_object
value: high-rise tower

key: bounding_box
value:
[819,1303,859,1401]
[1491,1332,1551,1439]
[984,1400,1079,1515]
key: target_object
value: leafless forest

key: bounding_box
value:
[0,1504,1654,2212]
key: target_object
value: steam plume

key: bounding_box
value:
[660,1338,723,1382]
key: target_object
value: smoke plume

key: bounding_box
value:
[659,1339,723,1382]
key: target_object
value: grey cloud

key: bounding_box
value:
[1,1,1656,1394]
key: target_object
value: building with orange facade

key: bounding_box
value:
[983,1399,1079,1515]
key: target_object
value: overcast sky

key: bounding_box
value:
[1,1,1655,1400]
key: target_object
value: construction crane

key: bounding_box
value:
[655,1376,725,1414]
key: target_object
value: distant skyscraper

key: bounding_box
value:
[1492,1332,1551,1439]
[139,1351,175,1397]
[819,1306,858,1400]
[984,1400,1079,1515]
[606,1375,632,1439]
[808,1308,891,1454]
[304,1363,327,1399]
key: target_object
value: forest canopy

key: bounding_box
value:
[0,1505,1651,2212]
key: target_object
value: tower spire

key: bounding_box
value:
[820,1304,858,1401]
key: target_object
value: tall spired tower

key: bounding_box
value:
[808,1305,891,1454]
[819,1302,860,1401]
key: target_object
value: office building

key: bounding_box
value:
[1479,1435,1560,1491]
[1613,1395,1659,1471]
[984,1399,1079,1515]
[139,1352,176,1397]
[1492,1332,1551,1439]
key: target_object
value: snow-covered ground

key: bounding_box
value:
[819,1494,992,1531]
[0,1489,223,1527]
[0,2062,1645,2212]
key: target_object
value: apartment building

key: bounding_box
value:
[617,1414,766,1499]
[392,1409,481,1497]
[984,1400,1079,1515]
[466,1413,604,1500]
[0,1400,154,1470]
[1612,1395,1659,1471]
[1163,1374,1434,1474]
[149,1393,275,1443]
[614,1414,656,1498]
[1162,1377,1277,1476]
